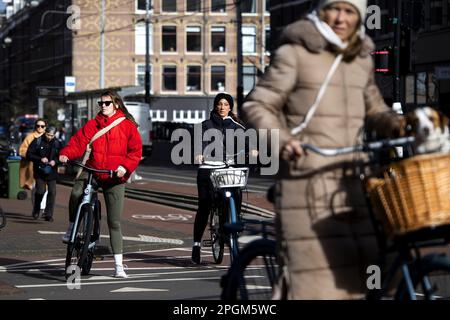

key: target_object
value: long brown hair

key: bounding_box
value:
[319,9,364,62]
[100,90,139,127]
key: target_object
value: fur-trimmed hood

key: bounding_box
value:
[278,19,374,58]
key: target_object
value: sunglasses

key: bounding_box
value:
[97,101,114,107]
[36,125,46,128]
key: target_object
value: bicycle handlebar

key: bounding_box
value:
[67,160,114,177]
[202,150,250,167]
[301,136,415,157]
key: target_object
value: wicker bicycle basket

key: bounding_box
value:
[210,167,249,190]
[366,152,450,237]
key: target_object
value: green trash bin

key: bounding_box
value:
[7,156,27,200]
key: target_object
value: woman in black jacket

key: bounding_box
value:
[27,126,60,221]
[191,93,257,264]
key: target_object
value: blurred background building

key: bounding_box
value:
[0,0,270,137]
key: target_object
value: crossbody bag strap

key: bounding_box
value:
[290,54,343,136]
[75,117,126,179]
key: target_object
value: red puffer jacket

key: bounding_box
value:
[60,110,142,184]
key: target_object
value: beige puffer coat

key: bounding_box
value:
[243,19,403,299]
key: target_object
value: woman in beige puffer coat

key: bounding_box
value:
[243,0,405,299]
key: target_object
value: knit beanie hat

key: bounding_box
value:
[213,93,234,110]
[318,0,367,21]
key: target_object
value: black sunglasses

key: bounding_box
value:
[97,101,113,107]
[36,125,46,128]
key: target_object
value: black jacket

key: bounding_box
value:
[27,137,60,180]
[200,111,254,163]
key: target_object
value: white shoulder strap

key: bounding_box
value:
[291,54,343,136]
[89,117,126,147]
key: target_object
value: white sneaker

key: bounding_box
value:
[62,223,74,244]
[114,264,128,278]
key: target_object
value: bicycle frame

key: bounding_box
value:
[303,137,450,300]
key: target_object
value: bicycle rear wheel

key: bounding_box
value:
[222,239,278,300]
[210,205,224,264]
[395,253,450,300]
[65,204,94,278]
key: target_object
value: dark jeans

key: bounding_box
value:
[33,178,56,218]
[193,169,242,243]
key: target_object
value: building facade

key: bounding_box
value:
[268,0,450,114]
[0,0,271,128]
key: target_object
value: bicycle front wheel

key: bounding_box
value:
[222,239,278,300]
[210,205,224,264]
[65,204,94,278]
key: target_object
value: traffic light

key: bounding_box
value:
[372,49,391,74]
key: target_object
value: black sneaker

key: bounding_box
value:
[191,245,201,264]
[44,216,54,222]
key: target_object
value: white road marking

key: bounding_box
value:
[16,275,225,288]
[110,287,168,293]
[37,231,184,245]
[132,214,193,221]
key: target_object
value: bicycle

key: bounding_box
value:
[203,154,249,265]
[220,218,278,300]
[301,136,450,300]
[64,161,112,278]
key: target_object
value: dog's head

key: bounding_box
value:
[405,106,450,153]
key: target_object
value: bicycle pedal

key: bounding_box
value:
[202,240,212,247]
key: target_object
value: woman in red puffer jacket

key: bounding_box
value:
[59,90,142,278]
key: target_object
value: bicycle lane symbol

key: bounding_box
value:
[132,214,193,221]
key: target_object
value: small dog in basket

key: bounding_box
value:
[405,106,450,154]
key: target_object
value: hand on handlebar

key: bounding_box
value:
[281,139,305,161]
[59,155,69,164]
[195,154,204,164]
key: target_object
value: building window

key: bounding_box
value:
[211,0,226,12]
[162,26,177,52]
[242,25,256,53]
[211,65,226,92]
[430,0,443,27]
[265,0,270,13]
[152,110,167,121]
[162,0,177,12]
[174,110,182,121]
[241,0,256,13]
[186,66,201,92]
[186,0,201,12]
[243,65,257,94]
[136,0,152,13]
[265,26,271,54]
[136,64,152,90]
[416,72,426,104]
[135,23,153,55]
[162,65,177,91]
[186,26,202,52]
[211,26,226,52]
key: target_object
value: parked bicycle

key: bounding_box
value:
[301,136,450,300]
[220,218,278,300]
[64,161,112,278]
[203,153,249,265]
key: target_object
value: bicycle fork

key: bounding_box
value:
[225,191,239,260]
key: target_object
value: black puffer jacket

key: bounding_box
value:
[27,137,60,180]
[200,111,252,165]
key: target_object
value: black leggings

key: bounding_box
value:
[193,169,242,243]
